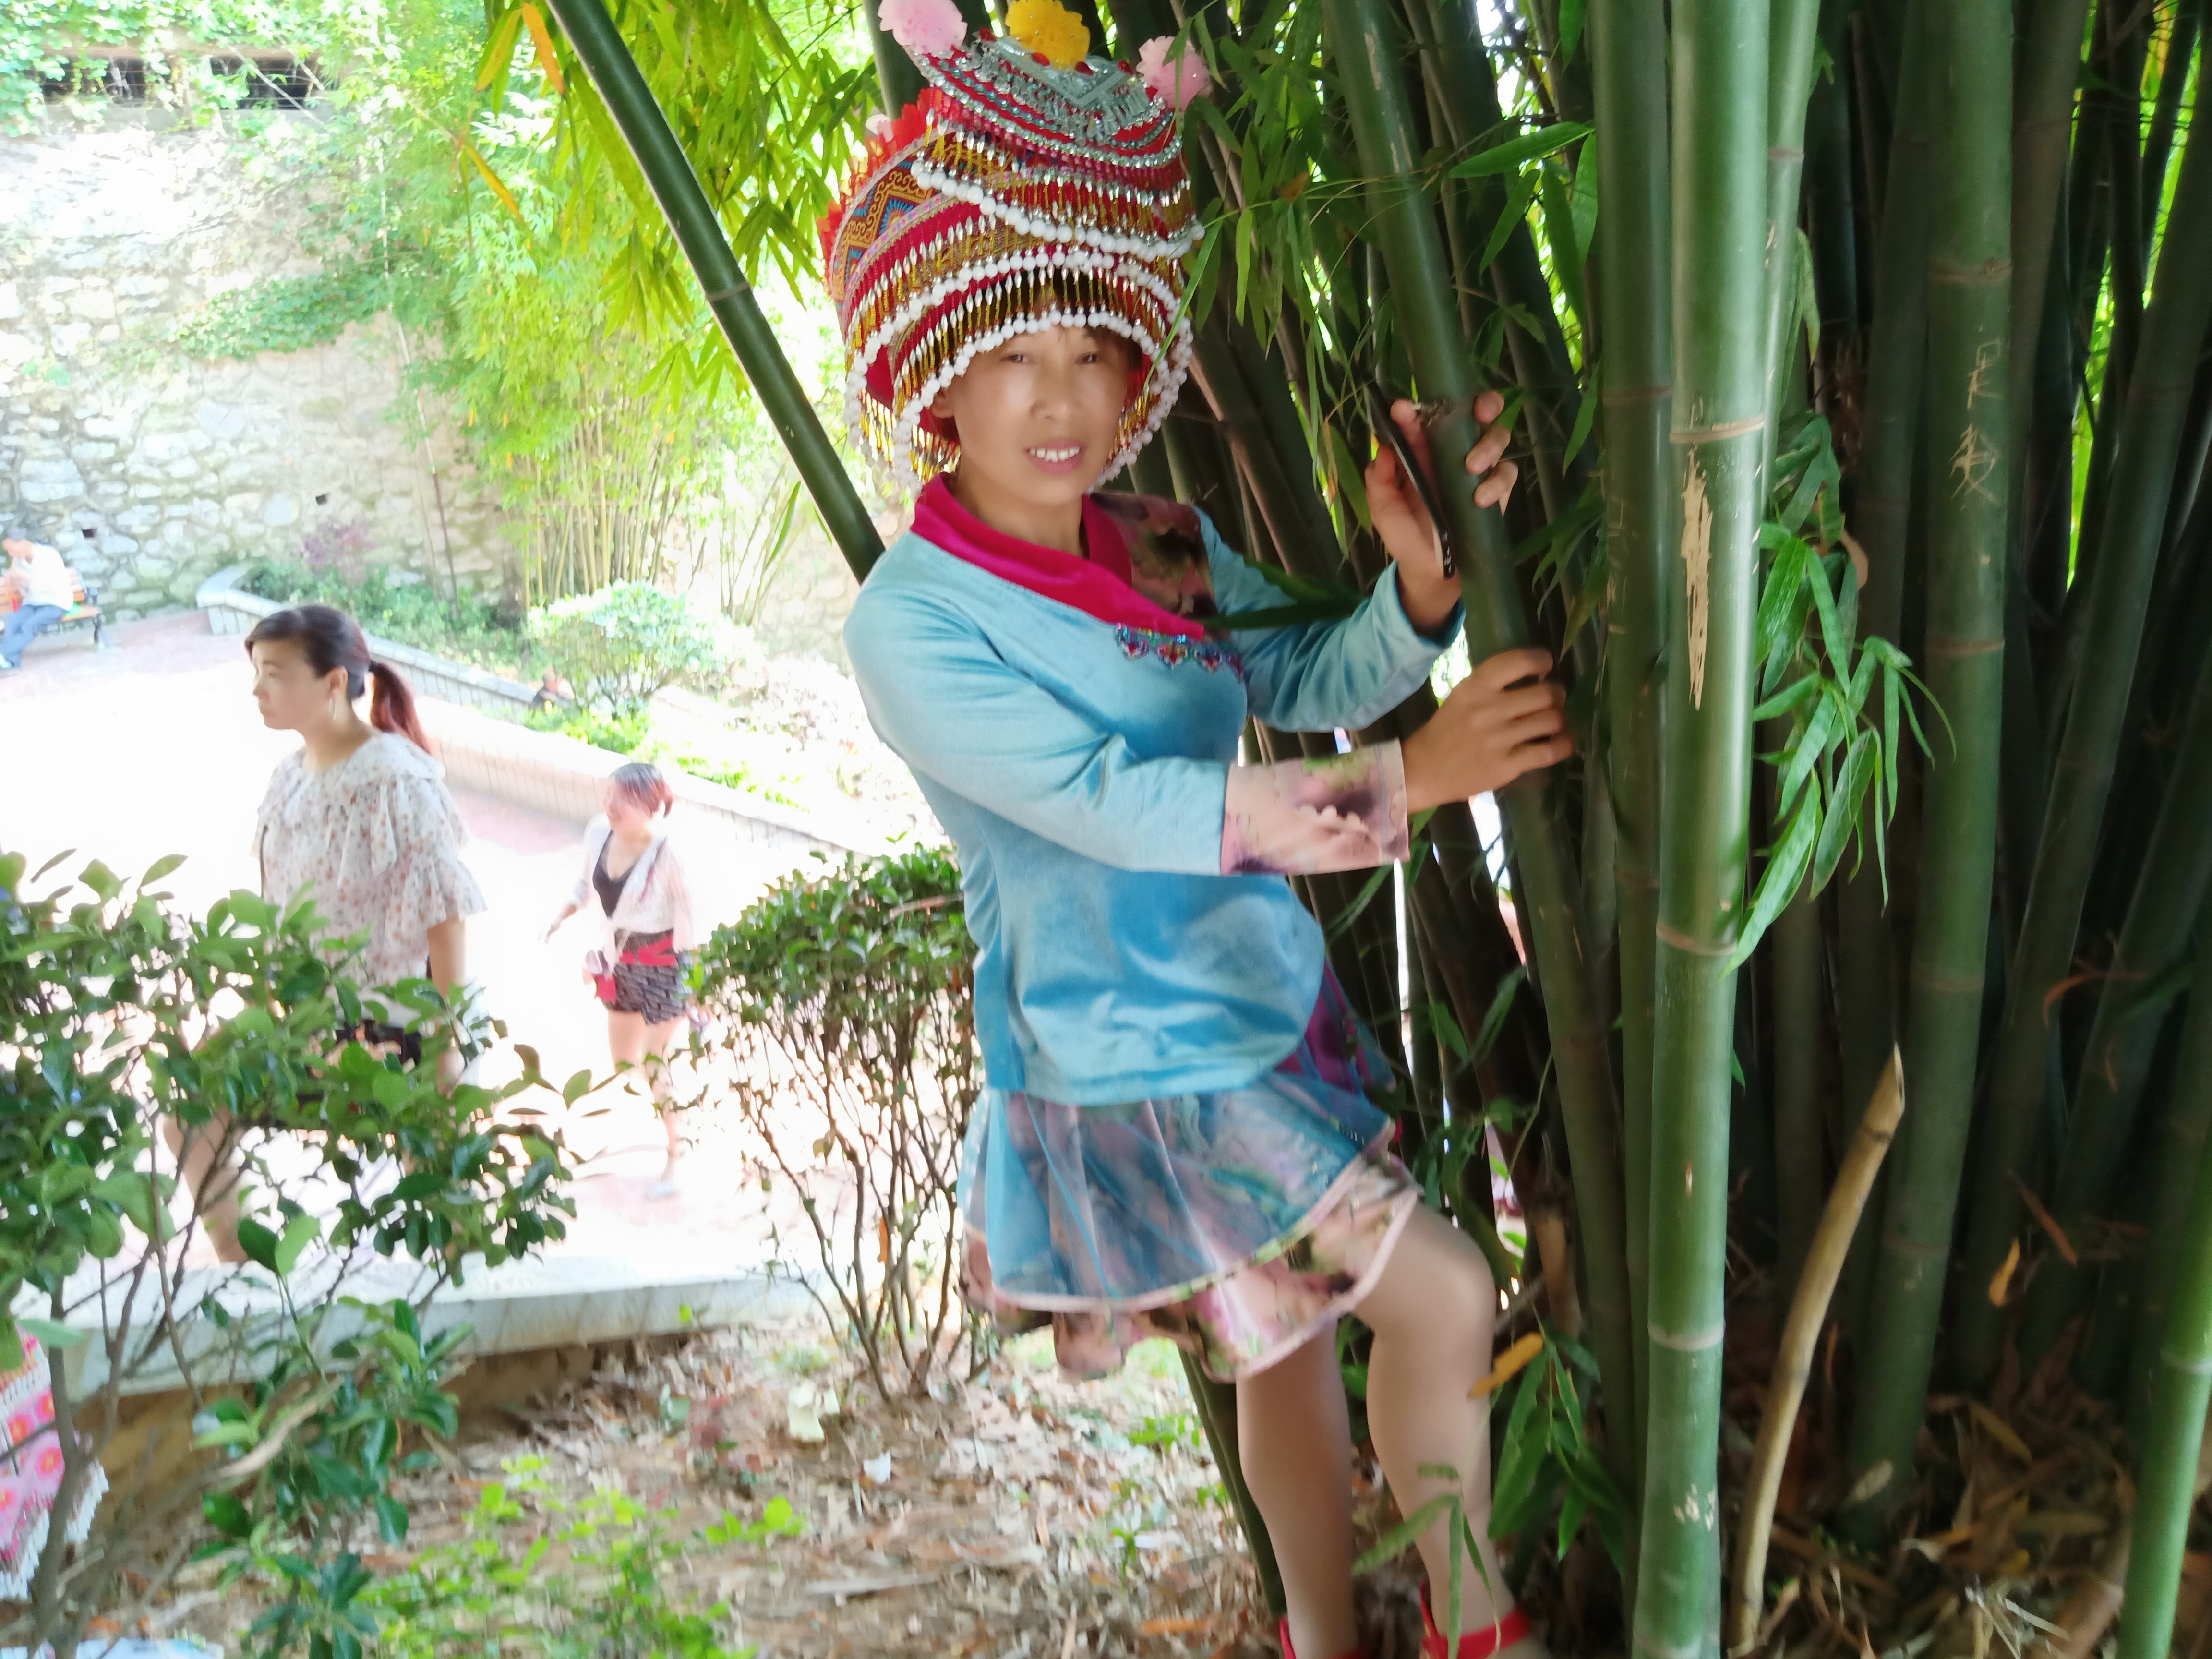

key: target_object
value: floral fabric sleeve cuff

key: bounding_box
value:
[1220,742,1409,875]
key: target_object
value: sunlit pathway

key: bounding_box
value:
[0,610,818,1281]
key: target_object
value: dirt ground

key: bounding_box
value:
[131,1317,1328,1659]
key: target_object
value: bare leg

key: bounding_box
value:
[607,1011,685,1190]
[158,1112,248,1264]
[641,1015,685,1186]
[1235,1328,1359,1659]
[1354,1204,1542,1651]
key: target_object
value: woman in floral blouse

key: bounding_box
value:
[167,604,484,1262]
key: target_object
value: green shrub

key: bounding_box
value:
[527,582,757,720]
[523,701,650,755]
[0,847,579,1655]
[689,847,980,1399]
[239,557,526,677]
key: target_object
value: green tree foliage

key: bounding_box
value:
[527,578,756,716]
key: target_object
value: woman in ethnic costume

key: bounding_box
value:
[824,11,1567,1656]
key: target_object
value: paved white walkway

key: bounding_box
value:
[1,612,833,1338]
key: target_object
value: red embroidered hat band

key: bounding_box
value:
[818,0,1208,496]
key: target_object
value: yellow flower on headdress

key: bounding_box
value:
[1007,0,1091,67]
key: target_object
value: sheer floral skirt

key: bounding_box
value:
[959,970,1421,1382]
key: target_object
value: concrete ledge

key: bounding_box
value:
[24,1250,817,1400]
[194,565,539,715]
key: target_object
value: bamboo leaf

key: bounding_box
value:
[1778,694,1841,817]
[1812,732,1880,891]
[1539,158,1588,335]
[1472,966,1527,1067]
[1755,534,1815,679]
[1558,1484,1589,1562]
[520,4,567,92]
[1563,361,1600,468]
[1449,121,1595,178]
[1477,169,1542,274]
[463,141,526,223]
[1751,675,1821,722]
[1728,789,1819,969]
[1796,227,1821,363]
[1558,0,1587,65]
[475,5,526,91]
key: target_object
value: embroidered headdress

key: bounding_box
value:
[819,0,1207,496]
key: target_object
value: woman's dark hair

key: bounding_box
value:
[608,761,675,817]
[244,603,432,753]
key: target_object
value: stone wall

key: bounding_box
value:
[0,110,504,619]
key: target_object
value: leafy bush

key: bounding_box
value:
[523,701,649,755]
[0,847,580,1655]
[527,582,758,721]
[239,557,526,677]
[366,1456,802,1659]
[689,846,980,1399]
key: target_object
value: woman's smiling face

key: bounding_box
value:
[932,323,1135,529]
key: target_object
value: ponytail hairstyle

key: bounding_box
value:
[244,603,433,753]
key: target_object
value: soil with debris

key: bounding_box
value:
[139,1319,1332,1659]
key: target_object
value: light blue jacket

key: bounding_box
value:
[843,505,1458,1105]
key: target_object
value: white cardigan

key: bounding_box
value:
[569,816,697,957]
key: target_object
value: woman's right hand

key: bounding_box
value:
[1402,647,1573,812]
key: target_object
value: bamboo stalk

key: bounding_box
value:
[539,0,884,582]
[1180,1351,1287,1619]
[1637,2,1768,1652]
[1322,0,1636,1511]
[1587,0,1673,1489]
[1838,0,2014,1543]
[2117,1077,2212,1659]
[1830,0,1939,1337]
[2021,651,2212,1358]
[1953,49,2212,1385]
[1727,1051,1905,1657]
[2005,0,2097,494]
[1759,0,1826,431]
[2129,868,2212,1430]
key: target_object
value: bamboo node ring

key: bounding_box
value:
[1647,1321,1724,1353]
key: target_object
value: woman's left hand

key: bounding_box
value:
[1365,390,1519,631]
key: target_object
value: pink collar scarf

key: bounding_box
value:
[910,476,1209,641]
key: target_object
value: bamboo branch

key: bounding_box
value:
[1727,1050,1905,1657]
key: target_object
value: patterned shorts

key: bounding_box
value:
[593,929,693,1025]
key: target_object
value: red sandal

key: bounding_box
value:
[1278,1614,1368,1659]
[1419,1588,1533,1659]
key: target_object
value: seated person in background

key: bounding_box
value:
[530,669,576,710]
[0,528,75,672]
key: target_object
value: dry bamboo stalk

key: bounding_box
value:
[1726,1049,1907,1656]
[1530,1204,1584,1340]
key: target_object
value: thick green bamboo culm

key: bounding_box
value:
[1837,0,2011,1543]
[1759,0,1826,430]
[537,0,886,584]
[1953,61,2212,1385]
[1588,0,1674,1488]
[2005,0,2096,484]
[1830,0,1938,1335]
[2130,842,2212,1430]
[2114,953,2212,1659]
[2031,650,2212,1370]
[1637,1,1767,1652]
[1319,0,1636,1508]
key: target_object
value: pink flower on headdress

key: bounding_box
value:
[1138,36,1210,108]
[881,0,967,57]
